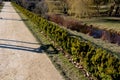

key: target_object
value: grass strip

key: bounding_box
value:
[13,5,88,80]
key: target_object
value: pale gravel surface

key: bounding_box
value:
[0,2,64,80]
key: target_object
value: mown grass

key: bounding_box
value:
[13,6,88,80]
[81,17,120,32]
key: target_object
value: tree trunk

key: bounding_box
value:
[115,5,119,16]
[96,4,100,16]
[108,4,115,16]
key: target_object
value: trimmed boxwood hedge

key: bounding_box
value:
[12,2,120,80]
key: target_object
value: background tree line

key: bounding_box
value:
[13,0,120,18]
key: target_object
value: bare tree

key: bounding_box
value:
[114,0,120,16]
[34,0,48,16]
[65,0,92,18]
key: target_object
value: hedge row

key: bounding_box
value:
[48,14,120,45]
[12,2,120,80]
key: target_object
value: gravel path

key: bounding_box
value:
[0,2,63,80]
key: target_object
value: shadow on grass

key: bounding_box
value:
[103,18,120,22]
[82,17,120,23]
[35,44,58,54]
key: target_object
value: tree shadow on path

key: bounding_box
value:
[1,10,20,13]
[0,39,58,54]
[0,17,28,21]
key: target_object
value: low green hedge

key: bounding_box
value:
[12,2,120,80]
